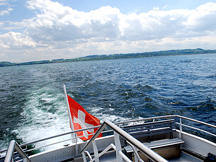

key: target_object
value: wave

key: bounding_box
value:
[185,99,216,112]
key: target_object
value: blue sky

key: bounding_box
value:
[0,0,216,62]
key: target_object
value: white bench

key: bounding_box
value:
[124,138,184,153]
[122,119,184,160]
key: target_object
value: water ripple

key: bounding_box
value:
[0,54,216,149]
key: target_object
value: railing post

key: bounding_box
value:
[81,120,168,162]
[134,146,138,162]
[4,140,31,162]
[114,132,123,162]
[179,117,182,138]
[75,139,78,157]
[82,152,87,162]
[92,141,99,162]
[14,142,31,162]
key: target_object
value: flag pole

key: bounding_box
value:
[63,84,77,144]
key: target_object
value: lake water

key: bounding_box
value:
[0,54,216,150]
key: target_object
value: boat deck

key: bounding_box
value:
[2,115,216,162]
[64,150,204,162]
[169,151,203,162]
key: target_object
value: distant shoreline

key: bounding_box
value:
[1,48,216,67]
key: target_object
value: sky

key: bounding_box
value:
[0,0,216,62]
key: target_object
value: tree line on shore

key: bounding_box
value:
[1,48,216,67]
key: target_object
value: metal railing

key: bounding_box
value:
[0,115,173,156]
[177,115,216,139]
[127,141,144,162]
[0,126,101,156]
[1,115,216,161]
[4,140,31,162]
[81,120,168,162]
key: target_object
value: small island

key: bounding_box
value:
[0,48,216,67]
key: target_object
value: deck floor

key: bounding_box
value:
[169,151,203,162]
[65,150,204,162]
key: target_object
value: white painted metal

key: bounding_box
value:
[177,122,216,138]
[4,140,31,162]
[179,118,182,138]
[127,142,144,162]
[84,151,93,161]
[106,120,168,162]
[90,143,116,162]
[83,133,131,162]
[29,135,115,162]
[2,115,216,162]
[82,152,87,162]
[92,141,99,162]
[0,115,178,156]
[180,131,216,157]
[81,120,168,162]
[114,132,123,162]
[63,84,77,144]
[118,151,132,162]
[178,115,216,129]
[4,140,15,162]
[143,138,184,149]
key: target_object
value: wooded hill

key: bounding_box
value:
[1,48,216,67]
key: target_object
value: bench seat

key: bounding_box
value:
[125,138,184,153]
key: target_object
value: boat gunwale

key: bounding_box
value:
[1,115,215,155]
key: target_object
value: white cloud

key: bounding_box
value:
[185,2,216,33]
[0,0,7,6]
[0,31,37,49]
[26,0,121,42]
[0,0,13,16]
[0,7,13,16]
[1,0,216,62]
[119,3,216,40]
[24,0,216,42]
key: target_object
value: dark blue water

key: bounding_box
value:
[0,54,216,150]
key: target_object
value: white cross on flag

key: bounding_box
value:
[67,95,102,141]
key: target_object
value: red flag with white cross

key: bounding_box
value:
[67,95,102,141]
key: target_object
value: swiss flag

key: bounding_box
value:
[67,95,102,141]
